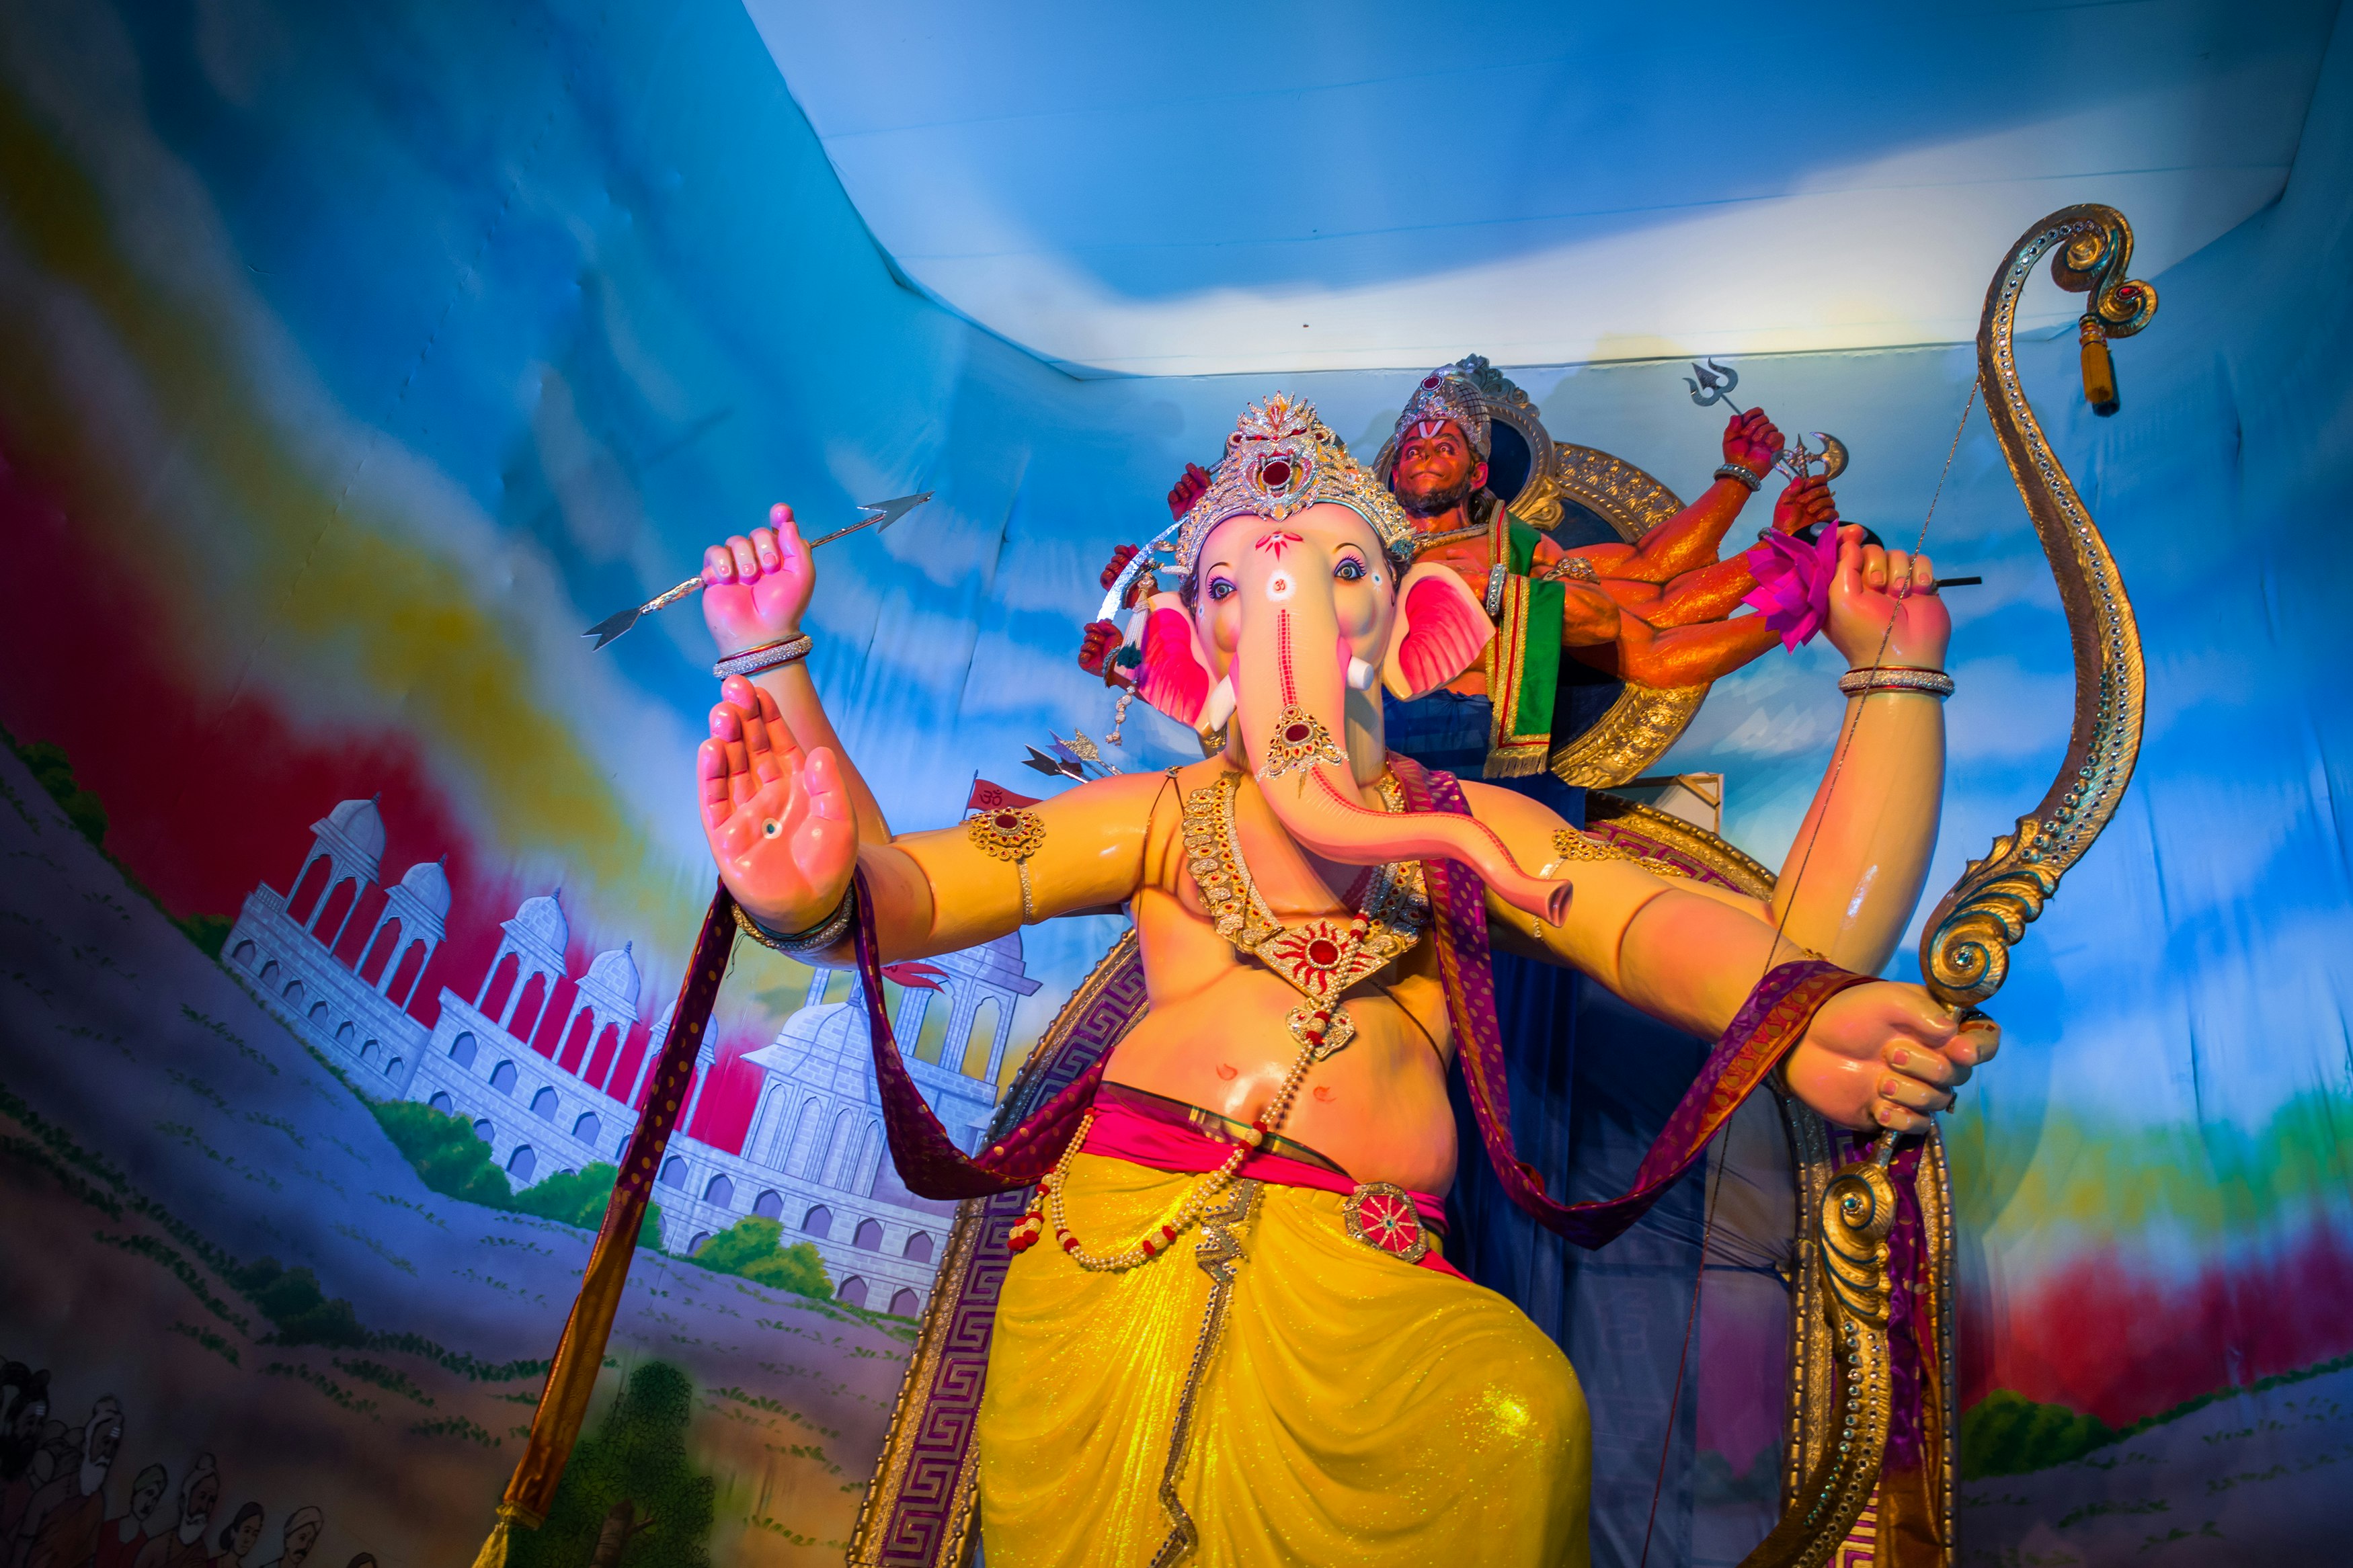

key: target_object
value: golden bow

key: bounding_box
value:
[1744,204,2157,1568]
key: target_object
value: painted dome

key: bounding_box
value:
[319,797,386,858]
[395,858,451,917]
[511,890,569,951]
[744,1002,869,1085]
[584,942,640,1006]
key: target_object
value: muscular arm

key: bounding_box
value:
[1569,477,1757,584]
[1578,610,1781,688]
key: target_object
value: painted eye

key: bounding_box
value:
[1207,578,1236,601]
[1334,558,1365,582]
[761,819,782,838]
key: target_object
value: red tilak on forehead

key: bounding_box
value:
[1410,420,1456,442]
[1254,530,1304,557]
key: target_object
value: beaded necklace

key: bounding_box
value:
[1410,519,1489,553]
[1010,769,1426,1272]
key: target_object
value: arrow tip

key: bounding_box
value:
[583,607,640,649]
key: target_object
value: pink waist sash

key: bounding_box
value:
[1082,1087,1466,1280]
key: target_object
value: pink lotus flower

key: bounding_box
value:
[1742,527,1841,651]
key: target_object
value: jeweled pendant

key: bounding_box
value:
[1255,704,1347,781]
[1290,1001,1355,1059]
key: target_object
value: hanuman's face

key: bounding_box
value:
[1391,421,1486,511]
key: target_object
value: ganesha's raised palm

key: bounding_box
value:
[697,677,857,930]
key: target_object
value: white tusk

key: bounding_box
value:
[1201,677,1238,731]
[1345,656,1378,692]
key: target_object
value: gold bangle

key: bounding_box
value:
[731,884,856,956]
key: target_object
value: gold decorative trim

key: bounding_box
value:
[966,807,1045,861]
[848,930,1147,1568]
[1549,683,1710,790]
[1917,1128,1959,1565]
[1917,204,2151,1010]
[1583,794,1776,899]
[1741,1155,1899,1568]
[1776,1091,1840,1501]
[1551,443,1686,536]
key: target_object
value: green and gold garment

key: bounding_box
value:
[1482,504,1563,778]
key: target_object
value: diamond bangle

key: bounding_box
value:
[713,633,813,680]
[1713,461,1765,493]
[1837,667,1955,700]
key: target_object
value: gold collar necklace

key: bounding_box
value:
[1009,768,1429,1274]
[1181,768,1427,1060]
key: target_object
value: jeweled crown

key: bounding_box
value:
[1391,366,1492,462]
[1174,395,1417,576]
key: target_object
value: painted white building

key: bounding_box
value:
[223,797,1039,1315]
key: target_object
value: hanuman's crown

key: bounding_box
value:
[1174,394,1417,577]
[1390,366,1492,462]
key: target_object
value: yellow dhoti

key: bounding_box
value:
[978,1153,1590,1567]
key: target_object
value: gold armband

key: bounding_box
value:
[1540,554,1599,584]
[967,807,1047,922]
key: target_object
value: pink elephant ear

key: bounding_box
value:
[1382,564,1492,700]
[1135,595,1217,727]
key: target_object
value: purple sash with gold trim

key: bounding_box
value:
[852,766,1864,1233]
[1388,755,1870,1246]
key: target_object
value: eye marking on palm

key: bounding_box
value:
[697,678,856,927]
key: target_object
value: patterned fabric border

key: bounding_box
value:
[1583,821,1738,888]
[849,934,1152,1568]
[1392,756,1870,1247]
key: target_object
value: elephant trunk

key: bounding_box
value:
[1237,603,1568,927]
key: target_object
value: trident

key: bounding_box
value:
[1685,359,1849,484]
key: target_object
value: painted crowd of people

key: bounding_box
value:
[1,1366,370,1568]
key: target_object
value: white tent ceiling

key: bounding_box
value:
[745,1,2340,378]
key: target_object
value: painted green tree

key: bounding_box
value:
[370,1101,662,1244]
[510,1362,715,1568]
[688,1217,831,1298]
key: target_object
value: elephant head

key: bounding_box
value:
[1133,498,1568,925]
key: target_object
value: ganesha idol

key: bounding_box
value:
[690,395,1989,1568]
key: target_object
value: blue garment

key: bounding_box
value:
[1384,688,1709,1568]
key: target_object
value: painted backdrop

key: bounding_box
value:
[1,2,2348,1565]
